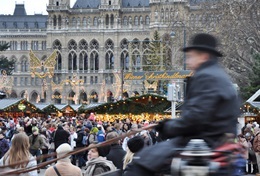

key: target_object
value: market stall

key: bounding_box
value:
[0,98,41,118]
[54,104,76,117]
[83,94,171,121]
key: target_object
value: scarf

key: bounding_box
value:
[84,156,116,176]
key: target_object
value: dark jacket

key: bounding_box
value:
[54,127,70,150]
[163,59,240,147]
[106,144,126,171]
[74,129,85,148]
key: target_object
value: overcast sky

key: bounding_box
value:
[0,0,77,15]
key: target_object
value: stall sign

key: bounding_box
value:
[18,104,26,111]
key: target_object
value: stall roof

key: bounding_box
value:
[0,98,23,110]
[84,103,103,110]
[35,104,51,110]
[54,104,72,111]
[70,104,83,111]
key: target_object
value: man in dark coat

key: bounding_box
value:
[106,132,126,173]
[123,33,240,176]
[54,125,70,151]
[74,125,86,168]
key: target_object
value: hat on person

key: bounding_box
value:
[56,143,72,157]
[32,126,39,133]
[76,125,82,129]
[182,33,223,57]
[127,136,145,153]
[90,127,99,134]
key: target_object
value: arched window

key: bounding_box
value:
[55,52,62,70]
[68,91,76,104]
[161,8,164,21]
[90,91,98,103]
[68,51,77,71]
[53,91,61,104]
[132,38,140,49]
[139,16,143,25]
[105,51,114,70]
[72,17,77,28]
[83,17,87,28]
[143,38,150,49]
[53,15,57,27]
[90,39,99,50]
[106,14,109,27]
[30,92,39,103]
[79,51,88,71]
[10,91,17,98]
[79,39,88,50]
[77,17,81,27]
[120,51,129,70]
[79,92,87,104]
[123,16,128,26]
[90,51,99,71]
[52,39,62,50]
[105,39,114,50]
[58,15,62,29]
[93,17,98,26]
[68,39,77,50]
[110,14,114,27]
[134,16,139,26]
[120,38,128,49]
[132,50,141,71]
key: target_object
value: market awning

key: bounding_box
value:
[70,104,84,112]
[54,104,75,113]
[34,104,60,113]
[0,98,41,113]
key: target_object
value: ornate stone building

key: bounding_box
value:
[0,0,206,104]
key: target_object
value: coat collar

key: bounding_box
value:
[196,58,218,73]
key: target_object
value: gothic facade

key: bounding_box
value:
[0,0,207,104]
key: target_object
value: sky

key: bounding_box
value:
[0,0,77,15]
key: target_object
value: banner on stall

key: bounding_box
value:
[124,71,193,80]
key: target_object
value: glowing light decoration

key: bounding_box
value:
[29,50,57,79]
[0,70,13,94]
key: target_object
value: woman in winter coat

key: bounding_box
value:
[0,133,37,176]
[123,136,144,170]
[84,144,116,176]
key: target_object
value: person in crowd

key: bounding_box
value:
[45,143,82,176]
[88,127,98,144]
[5,122,15,142]
[0,133,37,176]
[122,123,130,134]
[74,125,86,168]
[69,126,77,165]
[97,125,105,143]
[106,132,126,172]
[123,33,240,176]
[84,144,116,176]
[123,136,145,170]
[24,117,33,136]
[54,124,70,151]
[254,127,260,174]
[29,127,46,173]
[245,132,257,174]
[0,131,9,159]
[39,128,49,164]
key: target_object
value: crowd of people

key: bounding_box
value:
[238,121,260,175]
[0,113,159,176]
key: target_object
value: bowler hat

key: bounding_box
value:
[182,33,223,57]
